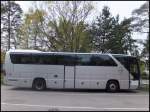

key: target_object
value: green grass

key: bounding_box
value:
[141,76,149,80]
[139,84,149,92]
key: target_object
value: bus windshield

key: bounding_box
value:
[112,55,140,80]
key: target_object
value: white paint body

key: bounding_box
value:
[4,49,139,90]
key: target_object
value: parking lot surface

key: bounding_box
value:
[1,85,149,111]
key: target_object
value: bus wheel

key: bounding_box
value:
[32,78,46,91]
[106,80,119,92]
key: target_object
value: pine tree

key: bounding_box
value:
[1,1,23,51]
[90,6,136,54]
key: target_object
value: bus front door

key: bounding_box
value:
[64,66,75,88]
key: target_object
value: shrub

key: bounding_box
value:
[141,72,149,79]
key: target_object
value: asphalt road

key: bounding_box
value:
[1,85,149,111]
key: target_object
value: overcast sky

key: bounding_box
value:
[15,1,148,50]
[15,1,146,20]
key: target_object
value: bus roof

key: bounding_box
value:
[8,49,41,53]
[8,49,104,54]
[7,49,135,57]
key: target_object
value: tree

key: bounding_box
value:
[90,6,136,54]
[132,1,149,33]
[35,1,94,52]
[1,1,23,51]
[90,6,117,53]
[16,13,31,49]
[17,1,93,52]
[132,1,149,59]
[1,2,7,14]
[16,7,47,50]
[141,34,149,57]
[113,18,137,55]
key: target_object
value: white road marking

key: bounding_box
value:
[2,102,149,110]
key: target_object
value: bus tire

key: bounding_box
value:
[32,78,46,91]
[106,80,119,92]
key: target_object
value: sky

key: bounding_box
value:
[15,1,146,21]
[15,1,148,51]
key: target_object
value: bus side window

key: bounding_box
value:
[76,54,91,66]
[91,55,117,66]
[63,54,76,66]
[20,54,32,64]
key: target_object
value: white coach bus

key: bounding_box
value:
[4,49,141,92]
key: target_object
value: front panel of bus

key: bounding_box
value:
[112,55,140,89]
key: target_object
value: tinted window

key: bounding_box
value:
[32,53,57,65]
[20,54,32,64]
[113,55,140,80]
[10,53,76,65]
[10,53,32,64]
[76,54,117,66]
[64,54,76,66]
[76,54,91,65]
[10,53,19,64]
[90,55,117,66]
[10,53,116,66]
[113,55,129,70]
[56,54,76,65]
